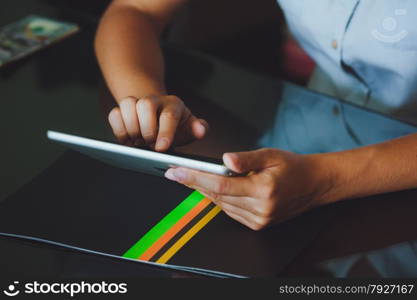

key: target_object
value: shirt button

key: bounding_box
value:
[331,39,338,50]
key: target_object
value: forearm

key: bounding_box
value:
[95,3,167,103]
[315,133,417,204]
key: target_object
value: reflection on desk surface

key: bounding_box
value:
[318,239,417,278]
[0,236,204,278]
[2,232,417,278]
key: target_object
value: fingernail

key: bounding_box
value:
[226,152,238,161]
[173,168,187,182]
[164,169,176,181]
[198,122,206,133]
[156,138,169,151]
[164,168,187,182]
[223,152,236,164]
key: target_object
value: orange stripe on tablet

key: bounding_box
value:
[156,206,222,264]
[138,197,212,261]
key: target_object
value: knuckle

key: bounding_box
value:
[260,147,279,159]
[260,183,277,200]
[208,192,221,202]
[263,147,276,154]
[120,96,137,106]
[162,109,181,122]
[256,202,275,218]
[258,147,271,155]
[139,95,155,103]
[183,172,195,185]
[250,220,267,231]
[168,95,184,106]
[214,179,229,194]
[249,213,272,230]
[262,174,278,198]
[128,96,138,104]
[138,96,157,109]
[249,223,262,231]
[256,218,271,230]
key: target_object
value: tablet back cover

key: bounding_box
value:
[0,151,335,277]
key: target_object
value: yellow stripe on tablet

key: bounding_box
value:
[156,206,222,264]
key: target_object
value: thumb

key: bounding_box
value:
[223,148,282,173]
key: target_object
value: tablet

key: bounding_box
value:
[47,131,236,177]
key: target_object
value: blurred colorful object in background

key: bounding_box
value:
[0,15,78,67]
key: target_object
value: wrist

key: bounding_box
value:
[307,147,378,206]
[305,152,344,206]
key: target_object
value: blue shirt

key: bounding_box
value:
[277,0,417,124]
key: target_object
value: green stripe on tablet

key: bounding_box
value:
[122,190,205,259]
